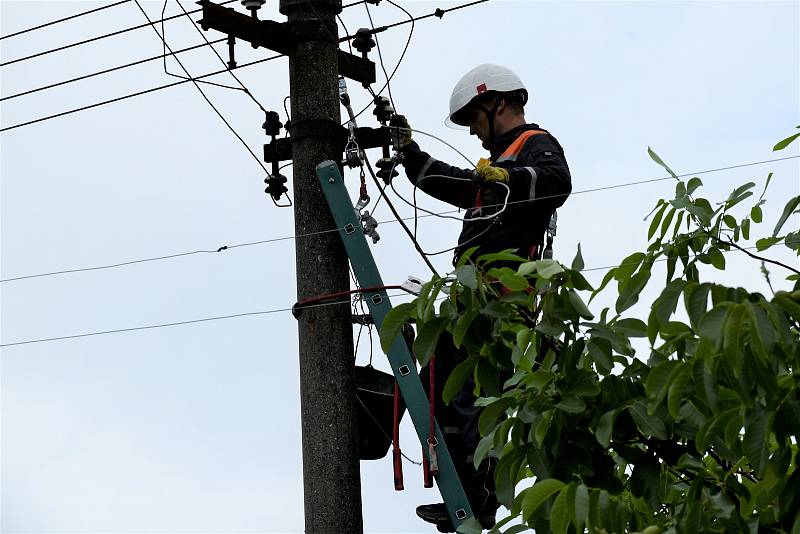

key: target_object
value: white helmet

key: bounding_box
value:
[446,64,528,127]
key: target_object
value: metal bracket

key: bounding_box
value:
[264,125,391,164]
[198,0,375,84]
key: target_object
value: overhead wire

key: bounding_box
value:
[0,0,131,41]
[348,0,414,124]
[0,54,284,133]
[0,292,416,348]
[0,38,228,103]
[0,0,238,68]
[2,154,796,283]
[131,0,267,173]
[3,239,792,349]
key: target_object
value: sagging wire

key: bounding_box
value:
[175,0,269,114]
[158,1,240,91]
[347,0,414,124]
[132,0,269,176]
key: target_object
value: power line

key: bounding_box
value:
[0,54,283,133]
[0,38,228,103]
[0,0,131,41]
[174,0,267,113]
[339,0,490,43]
[0,0,237,68]
[0,292,414,348]
[3,237,789,348]
[2,154,795,284]
[131,0,267,172]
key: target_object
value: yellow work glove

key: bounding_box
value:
[475,158,510,183]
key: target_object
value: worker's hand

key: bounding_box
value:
[475,158,510,183]
[390,115,413,149]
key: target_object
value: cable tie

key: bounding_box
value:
[217,246,228,252]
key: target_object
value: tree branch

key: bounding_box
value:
[707,234,800,275]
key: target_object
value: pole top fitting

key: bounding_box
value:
[352,28,376,58]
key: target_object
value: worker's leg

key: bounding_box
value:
[417,334,499,529]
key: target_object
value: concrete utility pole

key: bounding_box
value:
[278,1,364,532]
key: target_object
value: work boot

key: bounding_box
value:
[415,503,496,532]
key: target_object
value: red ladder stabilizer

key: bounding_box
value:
[428,353,439,477]
[393,380,404,491]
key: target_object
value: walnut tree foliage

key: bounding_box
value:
[380,130,800,533]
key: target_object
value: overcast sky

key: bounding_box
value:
[1,0,798,532]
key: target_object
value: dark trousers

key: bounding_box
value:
[419,333,499,514]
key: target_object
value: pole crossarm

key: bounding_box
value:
[197,0,375,84]
[264,125,391,163]
[315,160,476,530]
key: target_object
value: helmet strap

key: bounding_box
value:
[476,97,503,150]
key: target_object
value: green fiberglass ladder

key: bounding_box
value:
[316,160,476,531]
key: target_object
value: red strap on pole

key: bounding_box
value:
[392,380,404,491]
[428,353,439,477]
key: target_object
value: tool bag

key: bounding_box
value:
[355,364,406,460]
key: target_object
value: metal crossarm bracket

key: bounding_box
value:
[316,160,475,529]
[197,0,376,85]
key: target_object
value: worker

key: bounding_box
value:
[393,64,572,532]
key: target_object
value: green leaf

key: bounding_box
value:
[646,360,680,408]
[596,409,618,447]
[455,246,479,268]
[613,318,647,338]
[568,290,594,319]
[667,365,692,419]
[741,218,751,240]
[660,206,676,239]
[695,408,739,453]
[473,431,496,469]
[538,260,565,280]
[499,272,530,292]
[698,304,731,348]
[773,131,800,151]
[648,202,668,240]
[756,236,783,251]
[522,478,565,522]
[615,252,645,281]
[477,251,528,265]
[453,308,479,348]
[590,267,617,303]
[443,357,477,404]
[773,195,800,237]
[571,243,585,271]
[588,338,613,375]
[654,279,685,325]
[725,182,756,209]
[648,147,678,178]
[455,264,478,289]
[751,205,763,223]
[556,395,586,414]
[478,397,515,436]
[413,317,448,367]
[616,268,651,314]
[687,177,703,195]
[746,301,776,363]
[708,247,726,270]
[550,486,570,534]
[743,407,772,477]
[575,484,589,533]
[379,302,416,353]
[628,401,668,440]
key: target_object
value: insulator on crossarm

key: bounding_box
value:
[375,157,399,184]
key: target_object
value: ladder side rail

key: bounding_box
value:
[316,161,475,529]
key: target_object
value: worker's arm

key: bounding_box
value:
[497,134,572,213]
[399,140,477,209]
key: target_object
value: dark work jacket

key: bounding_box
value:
[399,123,572,264]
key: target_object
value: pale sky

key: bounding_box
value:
[1,0,798,532]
